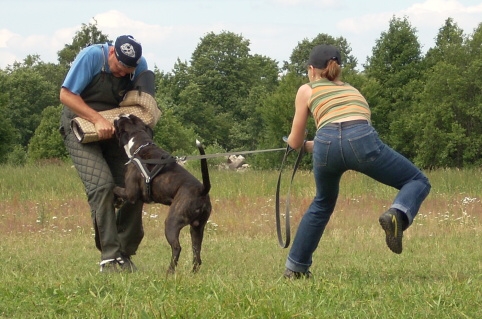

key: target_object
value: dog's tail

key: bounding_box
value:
[196,140,211,196]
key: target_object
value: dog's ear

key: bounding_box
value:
[114,121,130,146]
[114,116,132,145]
[119,130,130,146]
[128,114,152,136]
[146,126,154,138]
[129,114,144,126]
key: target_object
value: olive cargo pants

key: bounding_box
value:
[63,130,144,261]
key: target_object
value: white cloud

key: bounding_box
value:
[269,0,337,6]
[89,10,186,69]
[51,26,80,52]
[339,0,482,35]
[403,0,482,27]
[1,1,481,71]
[0,29,19,48]
[0,32,55,66]
[407,0,478,14]
[337,12,393,34]
[0,27,78,67]
[92,10,174,43]
[0,51,18,66]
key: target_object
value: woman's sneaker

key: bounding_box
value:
[283,268,312,279]
[379,208,408,254]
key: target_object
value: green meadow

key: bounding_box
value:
[0,163,481,318]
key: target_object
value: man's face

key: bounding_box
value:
[109,47,136,77]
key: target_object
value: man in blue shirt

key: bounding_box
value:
[60,35,148,272]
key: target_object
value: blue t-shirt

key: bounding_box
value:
[62,42,148,95]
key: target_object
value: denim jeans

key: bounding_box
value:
[285,121,431,273]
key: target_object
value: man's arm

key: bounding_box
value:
[60,87,114,140]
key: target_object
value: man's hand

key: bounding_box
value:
[60,88,116,140]
[94,116,115,140]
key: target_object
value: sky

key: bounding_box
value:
[1,0,482,73]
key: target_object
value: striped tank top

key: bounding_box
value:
[308,79,371,129]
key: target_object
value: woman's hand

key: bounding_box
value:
[303,140,314,153]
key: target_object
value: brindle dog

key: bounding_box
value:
[113,114,212,273]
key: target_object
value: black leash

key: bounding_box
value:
[275,142,305,248]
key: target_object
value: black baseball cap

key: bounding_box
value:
[114,35,142,68]
[306,44,341,69]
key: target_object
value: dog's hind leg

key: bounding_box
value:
[190,221,207,273]
[164,208,185,274]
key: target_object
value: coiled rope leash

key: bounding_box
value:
[275,140,305,248]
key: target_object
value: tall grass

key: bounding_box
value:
[0,163,481,318]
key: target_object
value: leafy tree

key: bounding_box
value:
[2,56,58,147]
[363,16,423,158]
[35,61,68,93]
[171,31,280,150]
[152,104,198,155]
[227,54,279,151]
[27,105,68,162]
[57,20,110,68]
[6,145,27,166]
[157,59,191,106]
[409,18,482,168]
[229,84,270,151]
[284,33,358,77]
[0,83,19,164]
[462,23,482,166]
[176,81,228,146]
[190,31,252,109]
[0,22,111,163]
[412,18,468,168]
[255,72,308,168]
[423,18,465,69]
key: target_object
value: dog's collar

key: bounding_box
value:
[130,142,153,159]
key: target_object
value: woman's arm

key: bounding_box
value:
[287,84,311,150]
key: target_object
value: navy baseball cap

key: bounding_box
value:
[306,45,341,69]
[114,35,142,68]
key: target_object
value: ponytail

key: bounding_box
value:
[320,60,341,81]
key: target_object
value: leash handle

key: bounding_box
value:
[275,142,305,248]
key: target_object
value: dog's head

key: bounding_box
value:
[114,114,151,155]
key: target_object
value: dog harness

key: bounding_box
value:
[126,142,177,201]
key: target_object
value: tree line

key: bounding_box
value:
[0,16,481,170]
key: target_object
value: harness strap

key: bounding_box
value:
[130,156,177,201]
[275,143,305,248]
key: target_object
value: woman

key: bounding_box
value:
[284,44,431,279]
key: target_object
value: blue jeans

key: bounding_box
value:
[285,121,431,273]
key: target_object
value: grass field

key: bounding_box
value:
[0,163,481,318]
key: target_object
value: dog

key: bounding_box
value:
[113,114,212,273]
